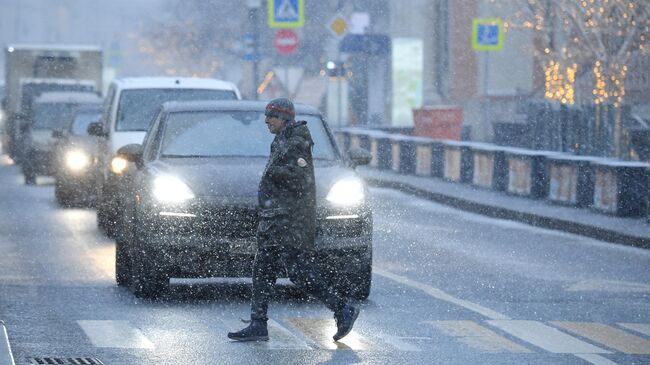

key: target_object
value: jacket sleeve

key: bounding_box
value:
[265,135,312,189]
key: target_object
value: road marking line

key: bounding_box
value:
[567,280,650,293]
[262,320,312,350]
[618,323,650,337]
[77,320,154,349]
[375,335,428,352]
[0,321,16,365]
[427,320,531,353]
[550,321,650,354]
[486,320,610,354]
[374,268,510,320]
[288,318,371,350]
[222,318,311,350]
[574,354,620,365]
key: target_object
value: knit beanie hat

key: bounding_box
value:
[265,98,295,121]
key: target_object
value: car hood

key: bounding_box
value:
[148,158,360,204]
[61,135,98,154]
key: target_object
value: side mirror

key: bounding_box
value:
[87,122,106,137]
[347,147,372,168]
[117,143,143,168]
[52,130,64,139]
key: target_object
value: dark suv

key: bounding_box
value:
[116,101,373,299]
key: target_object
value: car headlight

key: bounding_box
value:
[326,177,365,206]
[110,156,128,174]
[65,150,89,171]
[152,175,195,203]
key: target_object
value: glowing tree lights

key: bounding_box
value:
[500,0,649,157]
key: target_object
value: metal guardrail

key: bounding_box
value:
[337,128,650,218]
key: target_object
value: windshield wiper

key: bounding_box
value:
[162,154,269,158]
[161,154,213,158]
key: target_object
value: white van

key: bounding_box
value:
[90,77,241,236]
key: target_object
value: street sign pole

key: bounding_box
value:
[251,7,259,100]
[472,18,503,138]
[337,47,342,129]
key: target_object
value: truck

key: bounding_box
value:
[2,44,103,161]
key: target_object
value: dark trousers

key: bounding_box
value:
[251,243,346,322]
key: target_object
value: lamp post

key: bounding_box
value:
[247,0,262,100]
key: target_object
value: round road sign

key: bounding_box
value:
[273,29,299,55]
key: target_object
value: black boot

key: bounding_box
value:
[227,320,269,342]
[333,303,360,341]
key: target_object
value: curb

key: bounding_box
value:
[0,321,15,365]
[366,177,650,249]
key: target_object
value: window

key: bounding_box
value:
[158,111,337,160]
[115,89,238,131]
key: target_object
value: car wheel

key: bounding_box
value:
[115,238,131,287]
[131,254,168,299]
[55,182,72,207]
[24,172,36,185]
[129,225,168,299]
[23,163,36,185]
[115,202,136,286]
[330,249,372,301]
[97,202,117,238]
[349,260,372,301]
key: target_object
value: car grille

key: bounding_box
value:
[198,206,258,238]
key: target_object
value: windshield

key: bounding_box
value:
[115,89,238,131]
[159,111,337,160]
[32,102,79,130]
[71,111,101,135]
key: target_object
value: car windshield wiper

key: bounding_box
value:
[161,154,269,158]
[161,154,213,158]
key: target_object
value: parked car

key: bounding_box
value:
[86,77,241,238]
[21,91,102,184]
[52,104,103,206]
[115,100,373,299]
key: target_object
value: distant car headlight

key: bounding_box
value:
[110,156,128,174]
[65,150,89,171]
[326,177,365,206]
[152,175,195,203]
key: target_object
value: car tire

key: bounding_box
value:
[131,253,168,299]
[349,260,372,301]
[115,237,131,287]
[129,222,168,299]
[24,172,36,185]
[55,182,72,207]
[97,202,117,238]
[23,161,36,185]
[115,201,135,287]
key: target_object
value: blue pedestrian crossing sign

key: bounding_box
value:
[472,18,504,51]
[268,0,304,28]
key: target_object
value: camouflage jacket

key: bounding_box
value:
[258,121,316,248]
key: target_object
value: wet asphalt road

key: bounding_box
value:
[0,160,649,365]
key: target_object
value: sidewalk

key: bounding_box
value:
[358,167,650,249]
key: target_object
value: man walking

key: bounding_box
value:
[228,98,359,342]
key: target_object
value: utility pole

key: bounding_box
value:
[247,0,262,100]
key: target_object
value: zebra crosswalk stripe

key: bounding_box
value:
[618,323,650,337]
[77,320,154,349]
[287,318,372,350]
[550,321,650,354]
[486,320,610,354]
[426,320,531,353]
